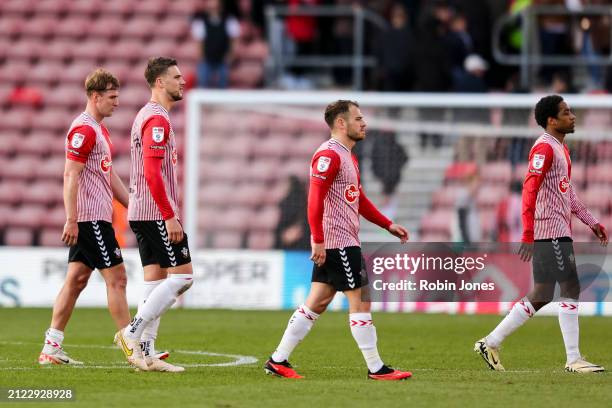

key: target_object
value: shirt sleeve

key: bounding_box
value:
[143,155,175,220]
[569,184,598,227]
[307,150,341,244]
[142,115,170,159]
[66,125,96,163]
[521,143,554,242]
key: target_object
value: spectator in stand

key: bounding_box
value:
[377,2,414,92]
[453,54,488,93]
[495,181,523,242]
[191,0,241,88]
[274,175,310,250]
[445,10,474,84]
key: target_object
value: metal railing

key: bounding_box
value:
[265,5,388,90]
[493,5,612,88]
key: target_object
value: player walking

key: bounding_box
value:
[38,69,142,368]
[475,95,608,373]
[114,57,192,373]
[264,100,412,380]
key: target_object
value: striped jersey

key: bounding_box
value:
[128,102,180,221]
[310,139,361,249]
[65,112,114,223]
[522,133,597,241]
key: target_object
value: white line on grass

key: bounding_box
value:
[0,341,258,370]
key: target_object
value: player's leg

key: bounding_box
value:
[265,251,340,379]
[39,260,92,365]
[555,240,603,372]
[99,263,130,329]
[265,282,335,378]
[139,265,169,360]
[476,240,557,370]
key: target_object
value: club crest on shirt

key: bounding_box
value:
[344,184,359,204]
[71,133,85,149]
[114,247,122,258]
[100,155,112,173]
[172,149,178,166]
[317,156,331,172]
[559,176,569,194]
[532,154,545,170]
[181,247,189,258]
[152,127,165,143]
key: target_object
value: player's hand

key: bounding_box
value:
[61,220,78,247]
[165,216,184,244]
[518,242,534,262]
[310,241,326,267]
[388,223,409,243]
[591,223,608,246]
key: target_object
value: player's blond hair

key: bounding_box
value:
[84,68,120,96]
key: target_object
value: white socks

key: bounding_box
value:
[43,328,64,353]
[138,279,164,357]
[558,298,580,363]
[486,297,535,348]
[349,313,384,373]
[124,274,193,340]
[271,305,319,362]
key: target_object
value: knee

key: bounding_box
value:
[307,298,331,315]
[107,274,128,292]
[68,274,89,294]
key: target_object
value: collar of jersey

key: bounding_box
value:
[82,111,101,127]
[148,100,169,115]
[329,138,351,152]
[543,132,564,147]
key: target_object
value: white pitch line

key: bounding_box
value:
[0,341,258,370]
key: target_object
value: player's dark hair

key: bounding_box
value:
[145,57,178,87]
[85,68,119,96]
[324,100,359,129]
[534,94,564,129]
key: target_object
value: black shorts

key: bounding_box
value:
[312,246,368,292]
[68,221,123,270]
[532,237,578,284]
[129,220,191,268]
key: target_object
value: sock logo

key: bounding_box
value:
[129,317,144,334]
[519,300,534,317]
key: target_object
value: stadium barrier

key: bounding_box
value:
[1,247,610,316]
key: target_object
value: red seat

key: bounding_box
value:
[69,0,102,16]
[0,132,21,156]
[72,40,111,63]
[211,232,243,248]
[198,182,236,207]
[116,86,149,109]
[252,136,288,159]
[155,16,190,39]
[39,228,64,247]
[0,61,32,83]
[34,0,71,16]
[280,160,309,181]
[35,108,73,131]
[0,181,26,205]
[4,228,35,246]
[247,231,274,249]
[88,16,124,40]
[249,206,280,231]
[40,40,75,62]
[111,156,131,180]
[243,159,281,182]
[5,38,43,61]
[21,181,63,206]
[28,62,64,87]
[54,16,90,38]
[476,186,508,209]
[16,133,56,156]
[1,108,33,132]
[21,16,57,38]
[418,231,451,242]
[59,62,97,84]
[41,206,66,229]
[200,159,246,182]
[142,40,179,61]
[101,61,131,84]
[99,0,135,16]
[121,16,158,40]
[34,156,65,181]
[215,208,253,232]
[0,15,27,38]
[133,0,170,16]
[431,186,463,209]
[420,210,455,235]
[3,157,38,181]
[106,39,147,62]
[232,183,267,207]
[481,161,512,185]
[6,205,46,228]
[44,86,85,110]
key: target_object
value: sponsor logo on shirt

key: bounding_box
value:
[152,127,165,143]
[559,176,569,194]
[71,133,85,148]
[100,155,112,173]
[344,184,359,204]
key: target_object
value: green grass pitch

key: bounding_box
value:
[0,308,610,407]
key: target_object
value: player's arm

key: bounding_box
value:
[519,143,553,261]
[62,126,96,246]
[568,184,608,245]
[358,188,408,243]
[142,115,183,243]
[308,150,340,266]
[110,169,129,208]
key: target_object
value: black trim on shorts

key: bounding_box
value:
[532,237,578,284]
[312,246,368,291]
[129,220,191,268]
[68,221,123,270]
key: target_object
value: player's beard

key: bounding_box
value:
[167,89,183,102]
[347,128,365,142]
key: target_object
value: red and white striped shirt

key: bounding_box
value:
[308,139,392,249]
[65,112,113,223]
[522,133,598,241]
[128,102,180,221]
